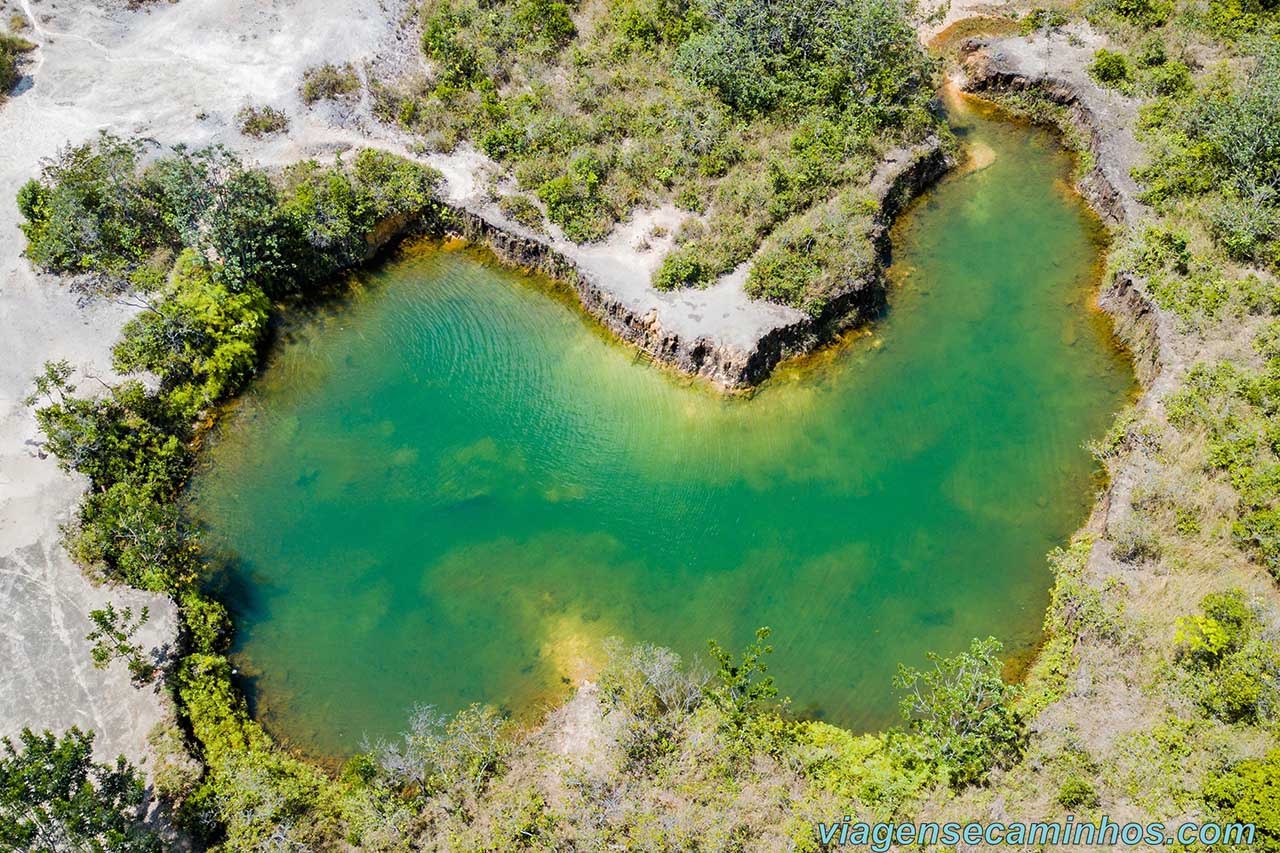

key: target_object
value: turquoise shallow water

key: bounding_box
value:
[191,95,1134,756]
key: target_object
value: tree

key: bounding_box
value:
[25,367,189,493]
[112,250,270,415]
[0,727,161,852]
[893,636,1023,787]
[706,626,778,731]
[16,133,172,292]
[86,603,154,686]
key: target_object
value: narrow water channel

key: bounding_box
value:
[191,92,1134,756]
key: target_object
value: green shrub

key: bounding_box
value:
[1088,49,1133,87]
[1175,590,1280,723]
[1135,35,1167,67]
[498,193,545,230]
[1204,750,1280,851]
[792,722,933,816]
[675,0,928,117]
[0,31,35,96]
[513,0,576,51]
[1058,775,1101,810]
[1142,60,1192,95]
[893,637,1024,788]
[536,159,614,242]
[301,62,361,104]
[653,245,711,289]
[236,104,289,137]
[16,133,172,286]
[1088,0,1172,28]
[1020,7,1069,33]
[181,590,233,653]
[113,250,271,415]
[1110,515,1163,563]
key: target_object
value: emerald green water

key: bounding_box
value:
[191,95,1132,756]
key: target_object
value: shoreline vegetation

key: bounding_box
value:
[5,0,1280,849]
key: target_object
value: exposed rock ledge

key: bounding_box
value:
[425,139,952,390]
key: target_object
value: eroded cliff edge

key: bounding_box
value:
[423,138,952,390]
[959,32,1173,392]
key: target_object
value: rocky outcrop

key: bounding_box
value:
[428,139,952,391]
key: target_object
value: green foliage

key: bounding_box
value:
[85,603,154,685]
[280,149,443,282]
[536,154,614,242]
[1058,774,1101,810]
[1175,589,1280,722]
[24,364,189,493]
[792,722,933,815]
[893,637,1024,788]
[175,653,358,847]
[1204,750,1280,851]
[301,62,361,104]
[0,728,160,852]
[1087,0,1172,28]
[17,134,172,288]
[113,250,270,415]
[1,31,35,96]
[498,193,545,231]
[1163,330,1280,574]
[1202,0,1280,38]
[706,626,778,733]
[1088,49,1133,88]
[236,104,289,137]
[180,590,232,654]
[1136,39,1280,267]
[1020,7,1069,34]
[653,245,710,289]
[24,364,197,591]
[745,187,877,315]
[676,0,929,118]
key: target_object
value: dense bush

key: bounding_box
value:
[1089,48,1133,88]
[1175,589,1280,722]
[1204,750,1280,851]
[1136,39,1280,267]
[1087,0,1173,29]
[1058,774,1102,809]
[676,0,928,118]
[113,250,271,415]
